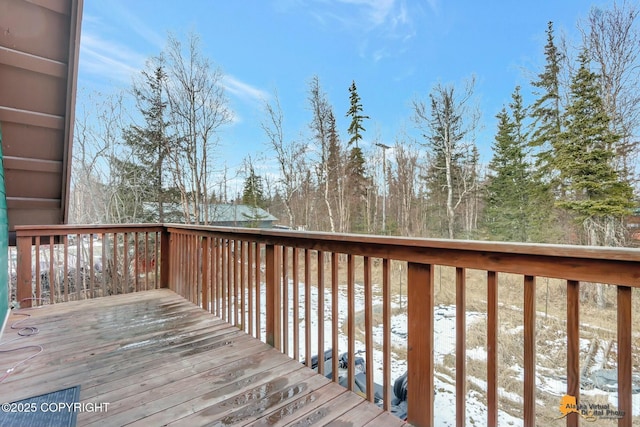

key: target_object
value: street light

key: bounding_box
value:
[375,142,391,234]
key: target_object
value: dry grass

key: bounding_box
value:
[295,252,639,424]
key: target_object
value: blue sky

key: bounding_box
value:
[78,0,608,187]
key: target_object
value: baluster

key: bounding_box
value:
[332,252,340,383]
[566,280,580,427]
[407,262,434,427]
[16,235,32,308]
[317,250,325,376]
[364,256,373,402]
[456,267,466,427]
[617,285,632,427]
[265,243,282,349]
[524,275,536,427]
[293,247,300,361]
[382,258,391,410]
[487,271,498,427]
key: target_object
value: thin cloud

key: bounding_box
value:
[223,75,270,103]
[79,33,146,84]
[321,0,413,34]
[425,0,440,15]
[337,0,395,26]
[286,0,421,61]
[107,2,165,49]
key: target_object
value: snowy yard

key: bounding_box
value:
[255,279,640,426]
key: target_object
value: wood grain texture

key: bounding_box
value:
[566,280,580,427]
[456,267,466,427]
[487,271,498,427]
[0,290,403,426]
[617,286,632,427]
[407,262,434,427]
[523,275,536,427]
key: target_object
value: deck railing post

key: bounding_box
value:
[617,285,632,427]
[16,235,33,308]
[160,227,170,289]
[265,243,282,349]
[523,275,536,426]
[407,262,434,427]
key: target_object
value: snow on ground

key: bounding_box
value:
[253,281,523,425]
[253,279,638,425]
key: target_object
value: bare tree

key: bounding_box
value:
[413,78,480,239]
[70,92,112,223]
[389,137,419,236]
[307,76,341,232]
[70,91,138,224]
[580,0,640,185]
[460,146,482,237]
[164,32,232,224]
[261,92,304,228]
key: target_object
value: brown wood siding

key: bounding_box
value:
[0,0,82,236]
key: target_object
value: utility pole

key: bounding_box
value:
[375,142,391,234]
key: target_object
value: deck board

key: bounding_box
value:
[0,289,406,426]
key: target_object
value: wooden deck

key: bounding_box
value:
[0,289,406,426]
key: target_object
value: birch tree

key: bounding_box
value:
[308,76,338,232]
[261,93,304,228]
[70,92,115,223]
[164,32,232,224]
[389,138,419,236]
[581,0,640,184]
[413,78,480,239]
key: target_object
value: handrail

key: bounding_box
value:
[164,223,640,286]
[14,224,168,307]
[12,223,640,427]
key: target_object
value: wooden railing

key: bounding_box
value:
[13,224,168,306]
[12,223,640,427]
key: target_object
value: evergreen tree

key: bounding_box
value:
[345,80,371,231]
[557,50,634,307]
[242,165,266,209]
[241,164,267,228]
[326,111,342,192]
[109,155,152,222]
[530,22,564,185]
[485,87,534,241]
[485,87,557,243]
[346,81,369,187]
[557,49,634,235]
[346,80,369,148]
[121,57,172,221]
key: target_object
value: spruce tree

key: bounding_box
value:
[346,81,369,186]
[486,109,522,240]
[242,165,266,209]
[485,88,530,241]
[485,87,554,242]
[558,49,634,307]
[345,80,370,231]
[346,80,369,148]
[530,22,563,185]
[557,49,634,232]
[121,58,172,222]
[241,165,267,227]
